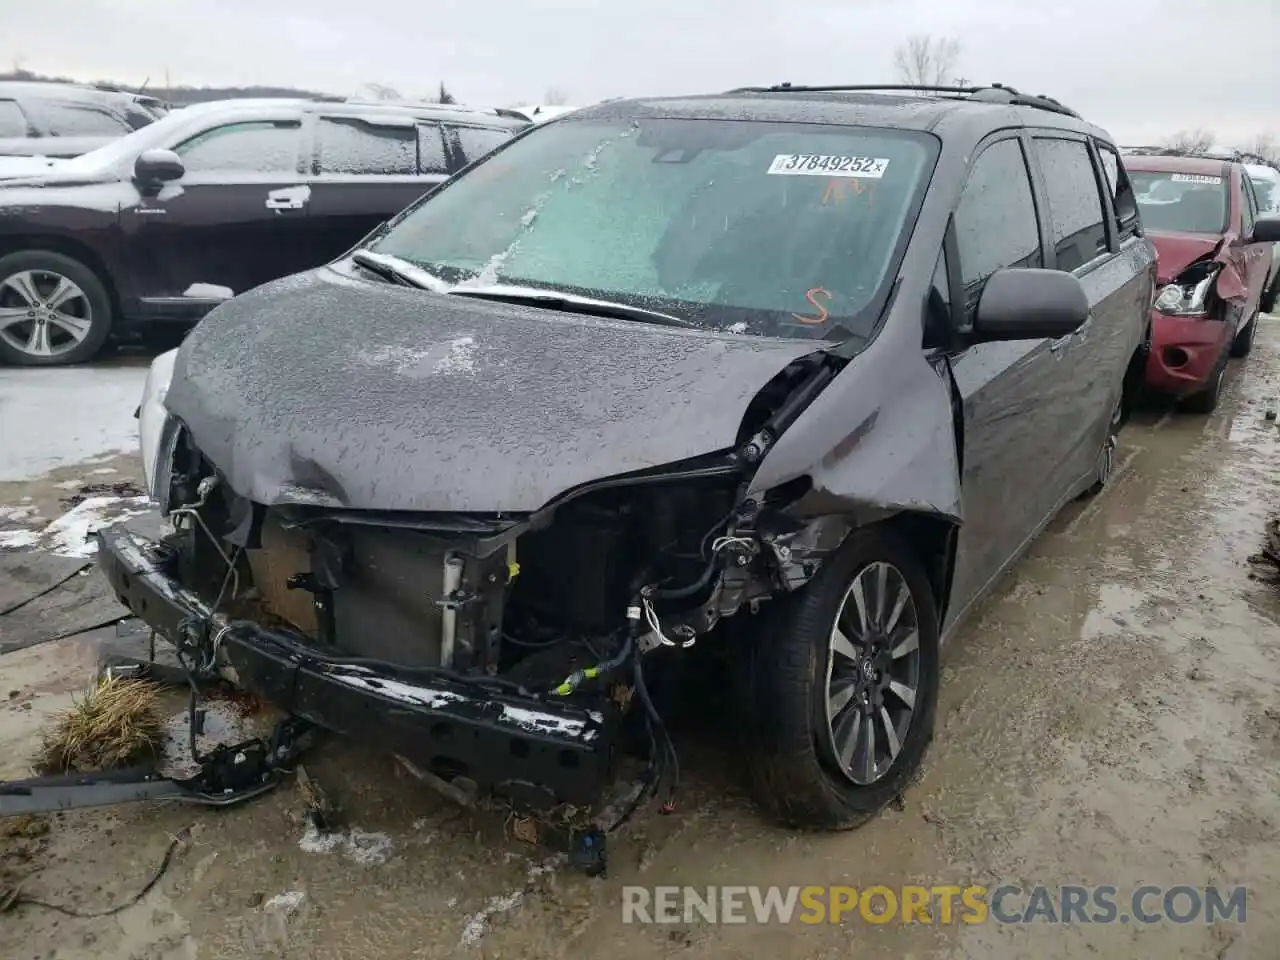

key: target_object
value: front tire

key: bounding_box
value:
[741,525,940,829]
[1180,347,1227,414]
[0,250,113,366]
[1230,308,1258,358]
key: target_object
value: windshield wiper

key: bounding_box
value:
[449,284,692,328]
[349,251,449,293]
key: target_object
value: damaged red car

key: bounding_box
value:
[1129,154,1280,411]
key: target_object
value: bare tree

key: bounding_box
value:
[360,82,402,101]
[543,87,569,106]
[892,35,962,88]
[1162,129,1215,155]
[1245,133,1280,167]
[435,82,457,105]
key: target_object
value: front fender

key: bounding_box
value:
[746,343,961,524]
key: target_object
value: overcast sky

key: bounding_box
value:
[1,0,1275,146]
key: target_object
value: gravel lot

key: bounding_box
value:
[2,325,1279,959]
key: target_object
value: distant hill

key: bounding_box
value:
[0,68,331,105]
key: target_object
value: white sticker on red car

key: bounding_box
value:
[1170,173,1223,184]
[767,154,890,178]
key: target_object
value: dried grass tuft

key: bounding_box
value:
[35,676,166,774]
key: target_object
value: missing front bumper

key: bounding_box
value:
[96,527,619,810]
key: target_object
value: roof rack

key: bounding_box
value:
[1122,145,1238,162]
[728,82,1081,119]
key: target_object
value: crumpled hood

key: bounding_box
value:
[166,267,820,513]
[1148,230,1222,283]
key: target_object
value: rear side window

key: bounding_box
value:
[1032,138,1108,272]
[417,123,447,175]
[0,99,27,138]
[954,138,1042,318]
[317,117,416,175]
[34,102,130,137]
[176,120,303,174]
[450,125,512,167]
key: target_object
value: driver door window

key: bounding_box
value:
[953,137,1043,320]
[175,120,303,175]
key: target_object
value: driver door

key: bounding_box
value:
[121,112,312,317]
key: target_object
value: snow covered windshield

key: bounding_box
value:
[371,117,936,340]
[1131,170,1229,234]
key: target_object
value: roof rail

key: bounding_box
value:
[727,82,1081,119]
[1123,145,1239,162]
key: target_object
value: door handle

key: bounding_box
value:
[1075,316,1093,339]
[265,185,311,211]
[1049,334,1071,352]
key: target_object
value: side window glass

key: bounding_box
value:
[35,102,130,137]
[0,100,28,138]
[317,117,415,175]
[417,123,447,175]
[954,138,1042,320]
[1239,174,1256,235]
[175,120,302,174]
[1096,142,1139,236]
[450,126,513,167]
[1032,137,1108,272]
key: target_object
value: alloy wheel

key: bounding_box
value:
[824,561,922,786]
[0,269,94,359]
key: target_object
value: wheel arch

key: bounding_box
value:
[0,233,123,321]
[874,510,959,626]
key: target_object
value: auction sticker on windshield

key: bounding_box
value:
[1170,173,1223,184]
[768,155,890,178]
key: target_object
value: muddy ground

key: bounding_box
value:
[2,327,1280,959]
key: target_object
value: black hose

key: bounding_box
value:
[632,654,680,805]
[650,554,719,601]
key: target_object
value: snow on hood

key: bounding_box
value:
[0,154,67,180]
[164,267,820,513]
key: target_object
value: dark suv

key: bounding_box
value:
[104,84,1162,840]
[0,97,527,364]
[0,81,167,160]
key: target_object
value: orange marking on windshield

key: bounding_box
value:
[792,287,832,325]
[822,177,873,206]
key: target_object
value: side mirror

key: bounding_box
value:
[972,268,1089,342]
[133,148,184,185]
[1249,216,1280,244]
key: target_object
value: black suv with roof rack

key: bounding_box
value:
[0,96,527,364]
[0,81,168,160]
[104,82,1164,841]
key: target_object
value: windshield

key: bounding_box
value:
[49,109,189,173]
[370,117,936,340]
[1131,170,1228,234]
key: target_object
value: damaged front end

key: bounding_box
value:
[101,347,857,828]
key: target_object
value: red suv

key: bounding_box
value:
[1129,154,1277,411]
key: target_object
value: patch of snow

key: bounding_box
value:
[0,366,145,482]
[183,283,235,300]
[0,529,40,550]
[89,467,118,475]
[435,336,477,375]
[53,480,82,490]
[726,321,748,334]
[0,496,151,557]
[458,856,563,947]
[264,891,306,914]
[0,504,38,523]
[298,822,394,865]
[352,339,481,379]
